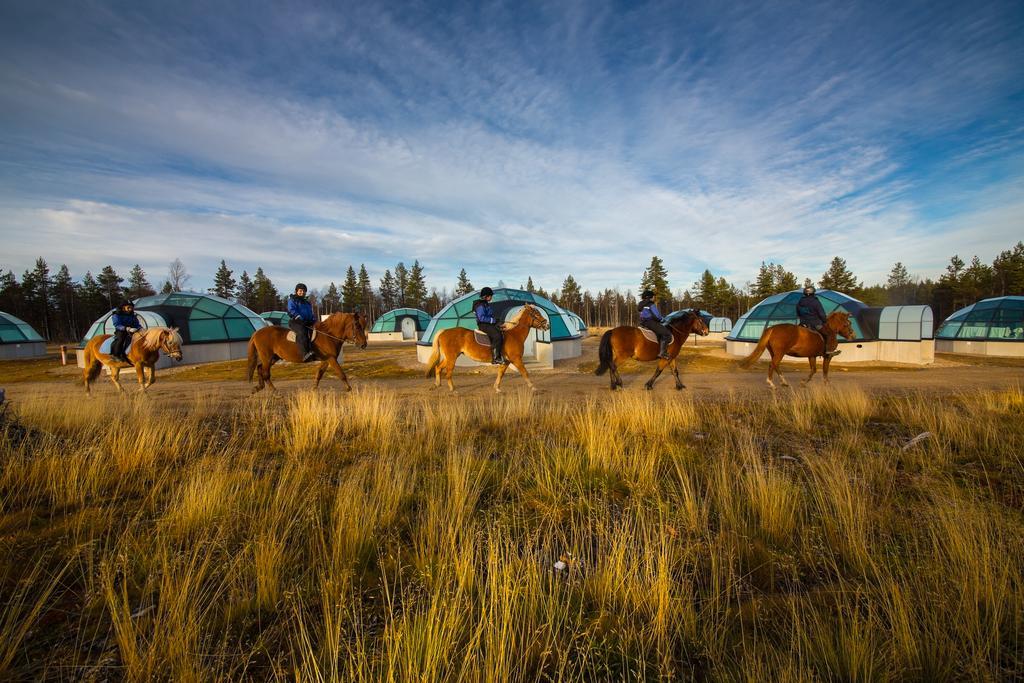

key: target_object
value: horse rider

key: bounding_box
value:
[287,283,317,362]
[797,285,841,358]
[474,287,505,364]
[110,300,142,363]
[638,290,671,360]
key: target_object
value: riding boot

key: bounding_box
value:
[491,346,504,365]
[657,336,670,360]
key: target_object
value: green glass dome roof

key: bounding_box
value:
[936,296,1024,341]
[261,311,291,326]
[82,291,268,345]
[418,288,584,345]
[0,311,45,344]
[371,308,431,333]
[727,290,866,342]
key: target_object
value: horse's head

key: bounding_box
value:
[668,309,709,336]
[351,311,369,349]
[826,311,855,339]
[523,304,550,331]
[159,327,184,361]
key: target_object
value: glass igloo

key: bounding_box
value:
[727,290,866,342]
[82,291,267,344]
[0,311,45,344]
[419,288,584,345]
[936,296,1024,340]
[371,308,431,334]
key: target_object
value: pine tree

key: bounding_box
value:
[51,264,78,340]
[393,263,409,307]
[525,276,536,293]
[379,270,397,310]
[752,262,775,298]
[560,274,583,311]
[209,260,236,299]
[357,265,374,315]
[405,260,428,309]
[455,268,474,296]
[640,256,670,304]
[342,266,361,310]
[0,270,23,319]
[97,265,124,307]
[127,264,155,299]
[773,265,798,293]
[237,270,255,307]
[79,271,107,323]
[252,267,280,313]
[818,256,858,292]
[21,258,52,339]
[993,242,1024,296]
[693,270,717,311]
[886,262,913,305]
[322,282,341,312]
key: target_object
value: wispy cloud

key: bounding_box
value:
[1,0,1022,294]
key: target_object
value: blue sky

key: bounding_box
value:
[1,0,1022,296]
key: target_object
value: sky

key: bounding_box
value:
[1,0,1022,296]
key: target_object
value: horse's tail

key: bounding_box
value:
[246,337,259,383]
[594,329,614,376]
[739,328,772,368]
[83,344,101,388]
[424,335,442,378]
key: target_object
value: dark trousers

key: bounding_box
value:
[479,322,504,357]
[290,319,312,356]
[800,322,836,355]
[640,319,671,343]
[111,329,132,358]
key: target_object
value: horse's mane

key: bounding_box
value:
[503,304,537,328]
[667,309,696,327]
[139,326,181,350]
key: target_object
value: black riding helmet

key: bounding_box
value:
[294,283,308,294]
[119,300,134,312]
[641,290,655,299]
[803,285,816,295]
[480,287,494,298]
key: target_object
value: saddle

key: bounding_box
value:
[285,328,318,344]
[473,329,493,346]
[639,326,660,344]
[99,336,132,356]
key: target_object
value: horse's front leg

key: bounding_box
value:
[671,358,684,390]
[313,361,328,389]
[134,363,149,392]
[509,356,535,391]
[645,359,668,390]
[326,356,352,391]
[822,356,832,384]
[493,361,511,393]
[110,366,125,394]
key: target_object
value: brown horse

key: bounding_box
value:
[424,303,550,392]
[595,310,710,390]
[82,327,184,395]
[246,312,368,393]
[739,310,856,388]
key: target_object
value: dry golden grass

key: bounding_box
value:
[1,384,1022,680]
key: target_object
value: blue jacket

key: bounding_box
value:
[287,295,315,323]
[796,294,827,327]
[474,300,497,325]
[638,299,663,323]
[112,311,141,332]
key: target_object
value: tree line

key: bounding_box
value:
[2,242,1021,341]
